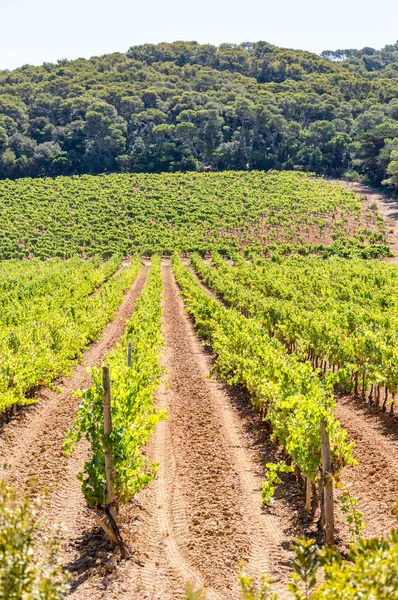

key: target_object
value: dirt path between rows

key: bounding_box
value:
[335,396,398,541]
[89,262,295,600]
[0,266,149,588]
[156,264,292,598]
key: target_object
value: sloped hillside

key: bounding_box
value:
[0,170,388,258]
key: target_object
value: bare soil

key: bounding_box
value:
[335,395,398,542]
[154,264,292,598]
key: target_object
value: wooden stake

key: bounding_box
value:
[103,366,116,521]
[305,477,312,512]
[94,514,118,546]
[127,342,132,367]
[311,482,319,519]
[105,507,131,560]
[320,419,334,545]
[382,386,388,412]
[376,384,380,407]
[391,393,396,414]
[98,369,130,559]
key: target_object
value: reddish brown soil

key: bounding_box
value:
[335,395,398,541]
[157,264,295,598]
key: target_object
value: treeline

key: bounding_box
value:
[0,40,398,187]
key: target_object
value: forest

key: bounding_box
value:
[0,40,398,187]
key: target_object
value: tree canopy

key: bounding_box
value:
[0,40,398,188]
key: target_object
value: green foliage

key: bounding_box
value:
[192,252,398,402]
[336,479,365,540]
[0,255,142,412]
[0,170,383,260]
[64,257,166,507]
[184,581,207,600]
[172,254,354,485]
[383,148,398,191]
[261,462,294,506]
[238,566,277,599]
[288,539,319,600]
[0,41,398,184]
[0,482,69,599]
[313,532,398,599]
[239,531,398,599]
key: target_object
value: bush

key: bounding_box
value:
[0,482,69,599]
[239,533,398,599]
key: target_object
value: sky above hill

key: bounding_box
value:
[1,0,397,70]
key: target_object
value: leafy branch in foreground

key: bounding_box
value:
[238,566,278,600]
[336,479,365,540]
[185,581,208,600]
[0,482,69,600]
[288,539,319,600]
[238,531,398,599]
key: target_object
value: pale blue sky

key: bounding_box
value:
[1,0,397,70]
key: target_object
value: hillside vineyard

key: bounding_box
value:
[0,170,389,259]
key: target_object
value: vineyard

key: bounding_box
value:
[0,170,389,259]
[0,255,141,412]
[0,172,398,599]
[190,252,398,410]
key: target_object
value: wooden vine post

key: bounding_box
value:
[103,366,116,521]
[127,342,132,368]
[305,477,312,513]
[100,366,130,559]
[320,418,334,545]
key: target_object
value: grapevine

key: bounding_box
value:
[172,254,354,488]
[191,252,398,409]
[0,256,142,412]
[64,257,166,508]
[0,171,387,259]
